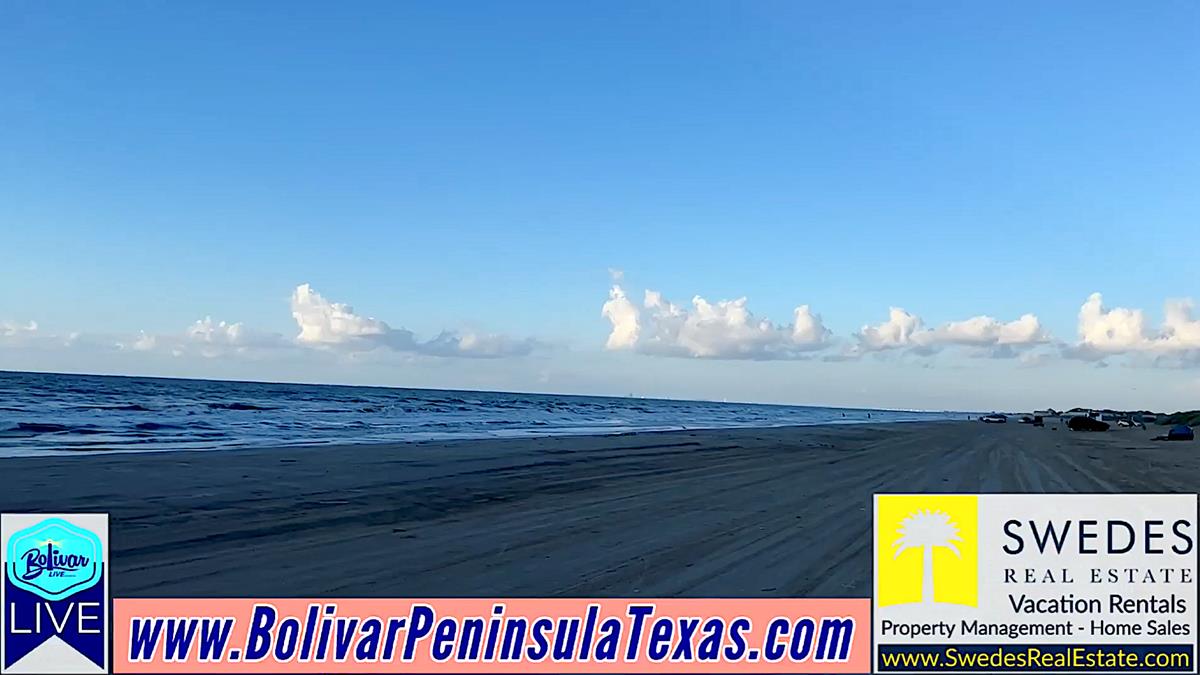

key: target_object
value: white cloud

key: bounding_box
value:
[75,285,541,361]
[0,321,102,350]
[0,320,37,338]
[11,280,1200,375]
[601,285,640,350]
[1076,292,1149,353]
[131,331,158,352]
[1069,293,1200,362]
[602,283,831,359]
[856,308,923,351]
[114,331,158,352]
[855,308,1047,356]
[603,279,1047,361]
[187,317,246,346]
[0,320,64,350]
[1162,299,1200,351]
[185,317,290,357]
[291,283,538,358]
[928,313,1046,347]
[291,283,394,346]
[415,330,539,358]
[118,319,285,358]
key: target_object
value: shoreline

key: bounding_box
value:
[0,417,961,460]
[3,421,1191,597]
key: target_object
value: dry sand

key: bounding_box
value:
[2,421,1194,597]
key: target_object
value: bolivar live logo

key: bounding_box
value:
[2,514,108,674]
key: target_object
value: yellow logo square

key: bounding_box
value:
[876,494,978,607]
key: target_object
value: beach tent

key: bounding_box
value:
[1167,425,1195,441]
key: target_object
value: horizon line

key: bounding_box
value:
[1,368,976,415]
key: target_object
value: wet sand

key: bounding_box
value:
[1,421,1194,597]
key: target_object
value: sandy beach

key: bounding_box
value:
[2,421,1194,598]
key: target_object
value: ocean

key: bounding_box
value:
[0,371,963,457]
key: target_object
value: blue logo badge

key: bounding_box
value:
[3,513,108,673]
[5,517,102,601]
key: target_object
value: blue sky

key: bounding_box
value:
[2,1,1198,410]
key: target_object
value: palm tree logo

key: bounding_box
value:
[893,509,962,604]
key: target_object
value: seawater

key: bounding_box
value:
[0,371,963,456]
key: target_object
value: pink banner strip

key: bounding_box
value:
[114,598,870,673]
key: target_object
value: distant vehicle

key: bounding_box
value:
[1018,415,1034,424]
[1117,419,1134,428]
[981,414,1008,424]
[1068,416,1110,432]
[1168,425,1195,441]
[1033,416,1045,427]
[1153,425,1196,442]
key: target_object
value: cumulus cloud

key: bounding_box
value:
[291,284,538,358]
[601,283,831,359]
[856,308,923,351]
[601,285,640,350]
[1068,293,1200,363]
[1075,293,1149,353]
[93,285,542,361]
[0,320,61,349]
[129,331,158,352]
[117,318,286,358]
[0,321,99,350]
[291,284,394,346]
[187,317,246,346]
[1162,300,1200,351]
[0,320,37,338]
[187,317,290,356]
[13,278,1200,373]
[854,308,1047,356]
